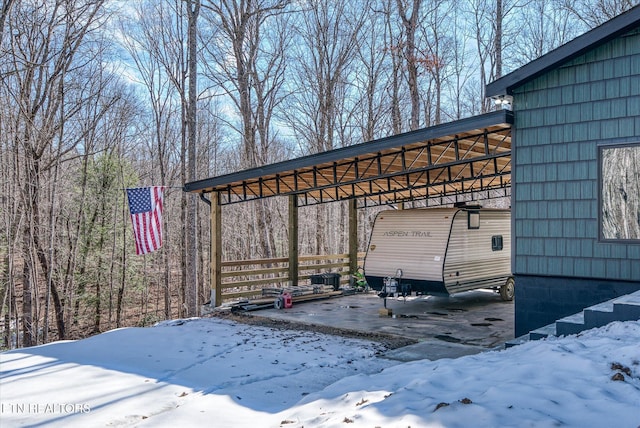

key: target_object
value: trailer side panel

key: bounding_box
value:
[443,209,512,293]
[363,208,455,293]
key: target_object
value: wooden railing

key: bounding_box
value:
[220,252,366,302]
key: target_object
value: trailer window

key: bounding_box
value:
[468,211,480,229]
[492,235,504,251]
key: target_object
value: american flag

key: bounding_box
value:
[126,187,165,255]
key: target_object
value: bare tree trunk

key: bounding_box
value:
[397,0,421,130]
[1,103,21,348]
[0,0,15,42]
[3,0,108,345]
[93,205,108,334]
[43,92,65,343]
[495,0,503,79]
[21,235,34,347]
[117,199,127,328]
[185,0,200,317]
[471,0,493,113]
[163,237,171,319]
[383,0,403,133]
[201,0,290,261]
[2,254,11,348]
[108,201,118,330]
[180,136,187,317]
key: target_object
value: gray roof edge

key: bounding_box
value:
[486,5,640,97]
[184,109,513,193]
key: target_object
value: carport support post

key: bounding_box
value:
[210,192,222,307]
[288,195,299,286]
[348,198,358,275]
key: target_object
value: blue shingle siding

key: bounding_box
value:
[628,96,640,113]
[605,79,620,98]
[633,260,640,278]
[628,245,640,258]
[498,23,640,336]
[581,239,593,257]
[619,118,635,137]
[612,98,627,116]
[513,30,640,283]
[573,259,592,276]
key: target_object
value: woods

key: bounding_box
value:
[0,0,635,348]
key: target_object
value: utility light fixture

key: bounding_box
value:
[493,95,513,110]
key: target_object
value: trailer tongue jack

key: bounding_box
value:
[378,269,410,308]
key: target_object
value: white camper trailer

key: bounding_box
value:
[363,207,514,301]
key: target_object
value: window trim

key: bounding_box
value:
[598,141,640,243]
[492,235,504,251]
[468,210,480,230]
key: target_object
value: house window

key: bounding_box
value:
[468,211,480,229]
[492,235,504,251]
[599,143,640,242]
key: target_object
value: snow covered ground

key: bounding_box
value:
[1,317,639,427]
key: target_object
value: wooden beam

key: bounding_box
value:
[348,198,358,275]
[288,195,299,286]
[211,192,222,307]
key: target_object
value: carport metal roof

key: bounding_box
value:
[184,110,513,207]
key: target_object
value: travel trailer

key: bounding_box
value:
[363,206,514,300]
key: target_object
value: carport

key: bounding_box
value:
[184,110,513,307]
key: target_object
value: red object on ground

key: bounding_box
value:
[282,292,293,309]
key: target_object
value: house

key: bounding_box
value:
[486,5,640,336]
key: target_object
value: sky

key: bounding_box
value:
[1,317,639,427]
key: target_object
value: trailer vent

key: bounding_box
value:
[492,235,504,251]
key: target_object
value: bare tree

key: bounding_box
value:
[444,3,478,120]
[0,44,21,347]
[467,0,523,112]
[281,0,365,255]
[283,0,365,152]
[419,0,456,125]
[396,0,422,129]
[510,0,577,65]
[201,0,290,166]
[353,3,393,142]
[119,2,185,320]
[380,0,406,134]
[0,0,15,44]
[562,0,637,27]
[0,0,112,345]
[185,0,200,317]
[122,0,200,317]
[201,0,291,260]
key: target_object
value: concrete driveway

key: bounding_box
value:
[256,290,514,361]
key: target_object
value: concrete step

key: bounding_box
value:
[555,312,585,336]
[505,289,640,349]
[581,290,640,330]
[505,334,529,348]
[612,290,640,321]
[583,301,615,329]
[528,323,557,340]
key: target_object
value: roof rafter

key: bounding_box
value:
[184,110,513,208]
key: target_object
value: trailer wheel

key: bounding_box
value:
[500,277,515,301]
